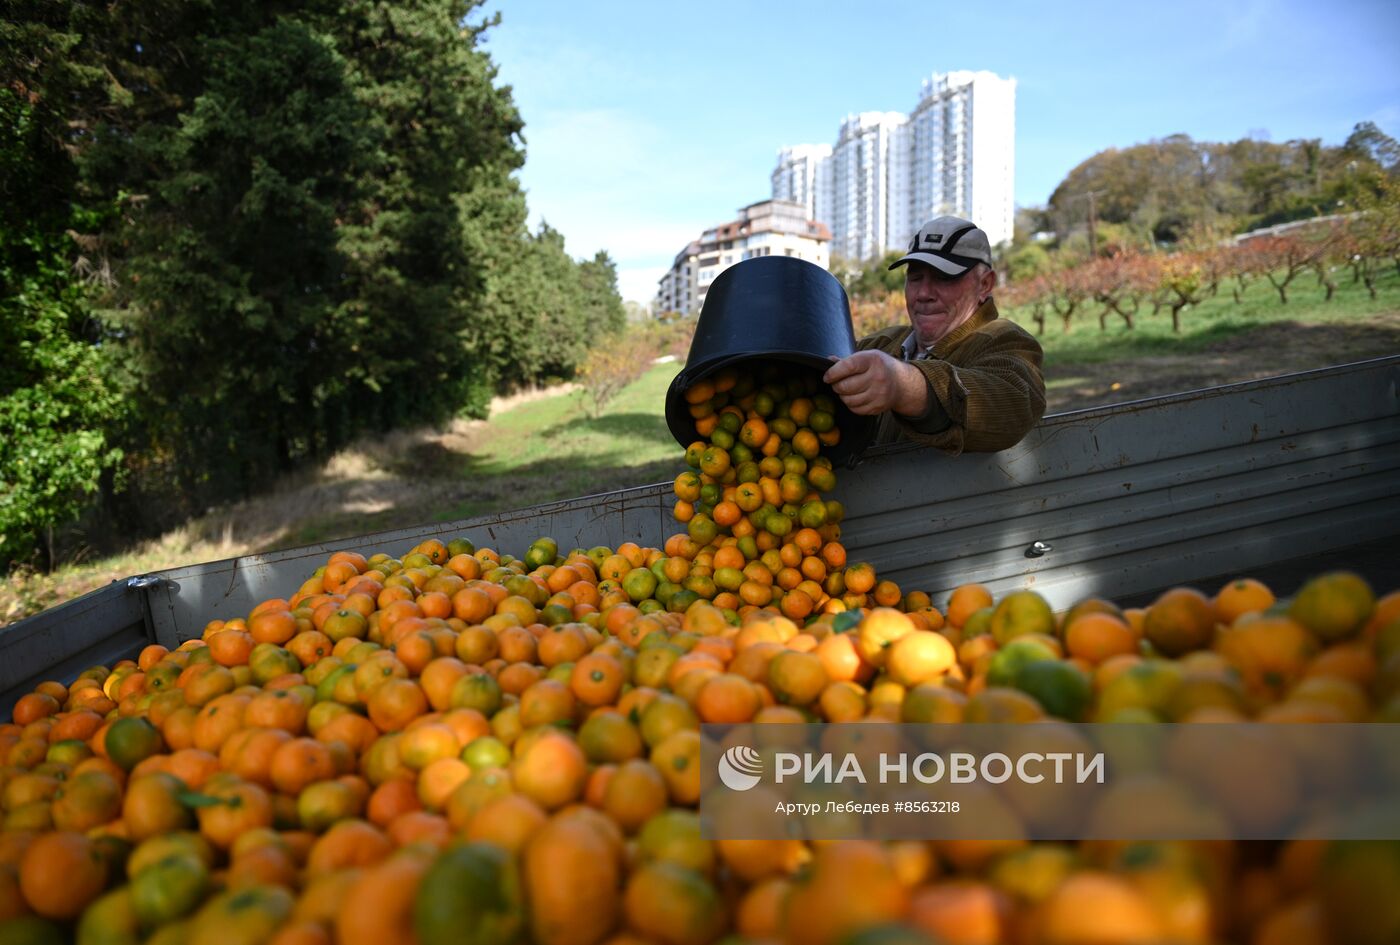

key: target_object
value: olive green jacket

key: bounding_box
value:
[856,298,1046,455]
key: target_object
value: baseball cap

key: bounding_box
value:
[888,215,994,277]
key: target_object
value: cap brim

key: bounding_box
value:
[887,252,971,276]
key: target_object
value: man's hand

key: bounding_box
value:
[822,350,931,417]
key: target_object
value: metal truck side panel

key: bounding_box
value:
[3,357,1397,714]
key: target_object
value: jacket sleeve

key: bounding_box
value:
[894,328,1047,455]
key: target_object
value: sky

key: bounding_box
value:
[479,0,1400,304]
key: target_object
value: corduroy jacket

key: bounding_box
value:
[856,298,1046,455]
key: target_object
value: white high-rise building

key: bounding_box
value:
[771,144,832,226]
[773,71,1016,263]
[828,112,908,263]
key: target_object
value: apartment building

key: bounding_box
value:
[829,112,909,264]
[772,71,1016,261]
[654,200,830,317]
[771,143,833,226]
[654,241,700,318]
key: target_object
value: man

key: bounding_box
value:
[823,215,1046,455]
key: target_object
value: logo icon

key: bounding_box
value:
[718,745,763,791]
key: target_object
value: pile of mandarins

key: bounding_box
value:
[2,364,1399,945]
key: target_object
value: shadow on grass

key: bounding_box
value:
[1049,317,1400,368]
[538,411,677,445]
[1043,317,1277,364]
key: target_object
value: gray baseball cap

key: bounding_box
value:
[888,215,994,277]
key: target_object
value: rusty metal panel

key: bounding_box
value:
[0,581,149,718]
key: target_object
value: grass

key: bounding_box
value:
[479,363,682,470]
[3,265,1398,625]
[1006,264,1400,367]
[279,361,688,546]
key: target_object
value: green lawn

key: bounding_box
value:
[469,361,682,477]
[440,361,686,521]
[1005,263,1400,366]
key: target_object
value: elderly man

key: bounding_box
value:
[823,215,1046,455]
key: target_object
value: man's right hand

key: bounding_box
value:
[823,350,931,418]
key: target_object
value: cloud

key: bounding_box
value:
[617,265,670,306]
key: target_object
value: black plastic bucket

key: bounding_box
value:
[665,256,877,464]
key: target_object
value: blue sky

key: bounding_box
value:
[479,0,1400,303]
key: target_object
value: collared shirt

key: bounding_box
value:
[856,298,1047,455]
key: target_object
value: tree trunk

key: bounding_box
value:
[1314,265,1336,301]
[1103,300,1135,330]
[1171,303,1185,333]
[1058,303,1077,333]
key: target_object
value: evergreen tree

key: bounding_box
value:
[0,10,126,567]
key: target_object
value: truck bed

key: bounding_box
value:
[4,356,1398,716]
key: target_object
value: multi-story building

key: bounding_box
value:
[654,241,700,318]
[828,112,908,263]
[654,200,830,317]
[771,144,833,227]
[772,70,1016,263]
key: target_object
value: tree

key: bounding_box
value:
[1084,252,1159,330]
[0,221,125,569]
[81,1,530,505]
[1044,263,1092,333]
[1004,242,1053,283]
[843,250,907,301]
[330,1,526,423]
[93,15,384,505]
[999,274,1052,336]
[2,0,612,561]
[1155,253,1211,332]
[577,321,661,418]
[1244,235,1323,304]
[0,17,127,567]
[577,251,628,347]
[1045,128,1389,250]
[1344,176,1400,297]
[1342,121,1400,172]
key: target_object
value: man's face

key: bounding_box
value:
[903,261,987,349]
